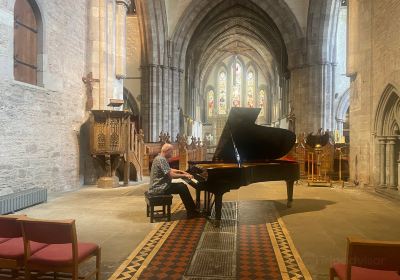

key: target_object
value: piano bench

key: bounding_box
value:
[144,191,173,223]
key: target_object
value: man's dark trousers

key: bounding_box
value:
[164,182,196,212]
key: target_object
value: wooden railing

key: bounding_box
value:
[124,123,144,182]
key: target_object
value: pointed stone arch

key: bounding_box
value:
[374,84,400,189]
[335,88,350,135]
[374,84,400,136]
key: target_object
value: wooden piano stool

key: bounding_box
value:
[144,191,173,223]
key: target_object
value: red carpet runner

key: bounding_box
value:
[110,202,311,280]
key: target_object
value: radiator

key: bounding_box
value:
[0,188,47,214]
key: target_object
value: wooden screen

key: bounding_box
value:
[14,0,37,85]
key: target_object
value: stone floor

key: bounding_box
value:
[16,180,400,280]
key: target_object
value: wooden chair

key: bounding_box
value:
[0,215,45,278]
[330,236,400,280]
[20,218,101,280]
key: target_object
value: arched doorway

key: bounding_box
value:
[374,84,400,190]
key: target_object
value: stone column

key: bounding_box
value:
[141,64,160,141]
[140,65,149,140]
[115,0,130,79]
[88,0,101,109]
[170,66,178,133]
[156,64,163,133]
[387,137,397,189]
[397,139,400,191]
[378,137,386,188]
[336,118,344,136]
[98,0,107,109]
[171,68,183,138]
[280,76,289,117]
[161,65,169,134]
[290,62,335,133]
[378,137,386,187]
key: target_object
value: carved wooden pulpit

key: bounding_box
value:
[90,110,130,188]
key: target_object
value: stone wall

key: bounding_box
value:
[348,0,400,186]
[125,15,141,104]
[0,0,88,194]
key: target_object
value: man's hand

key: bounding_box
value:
[184,173,193,179]
[169,169,193,179]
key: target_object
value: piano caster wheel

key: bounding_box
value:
[287,201,292,208]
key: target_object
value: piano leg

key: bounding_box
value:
[286,180,294,208]
[206,192,211,214]
[195,189,201,209]
[214,194,223,227]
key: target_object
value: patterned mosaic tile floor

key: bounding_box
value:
[109,201,312,280]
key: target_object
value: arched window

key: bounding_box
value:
[218,71,227,114]
[246,70,255,108]
[231,61,242,107]
[258,89,265,117]
[14,0,39,85]
[208,89,215,117]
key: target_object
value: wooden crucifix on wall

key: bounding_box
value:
[82,72,100,111]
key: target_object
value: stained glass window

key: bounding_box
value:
[218,71,227,114]
[258,90,265,117]
[247,71,255,108]
[208,90,214,117]
[232,62,242,107]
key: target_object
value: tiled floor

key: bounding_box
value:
[110,200,310,280]
[13,180,400,280]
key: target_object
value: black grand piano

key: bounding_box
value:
[186,107,299,225]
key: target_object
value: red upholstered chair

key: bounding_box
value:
[330,236,400,280]
[20,218,101,280]
[0,215,46,278]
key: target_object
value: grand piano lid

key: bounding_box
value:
[212,107,296,162]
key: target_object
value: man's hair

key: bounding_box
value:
[161,143,173,153]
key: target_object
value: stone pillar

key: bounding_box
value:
[378,137,387,187]
[170,66,178,134]
[290,63,335,133]
[397,141,400,191]
[156,64,163,133]
[281,76,290,117]
[115,0,130,79]
[336,118,344,135]
[105,0,116,104]
[387,137,397,189]
[161,65,170,134]
[88,0,101,109]
[171,68,183,138]
[140,65,149,140]
[141,64,160,141]
[152,64,160,141]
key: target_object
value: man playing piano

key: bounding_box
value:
[149,143,200,218]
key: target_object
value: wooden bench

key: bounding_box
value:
[144,191,172,223]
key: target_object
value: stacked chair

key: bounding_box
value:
[0,215,101,280]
